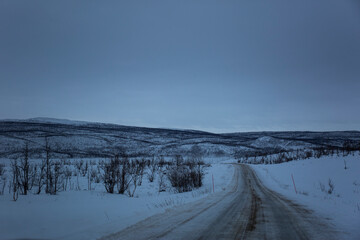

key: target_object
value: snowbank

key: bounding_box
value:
[252,154,360,240]
[0,162,234,240]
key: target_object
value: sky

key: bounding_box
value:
[1,0,360,133]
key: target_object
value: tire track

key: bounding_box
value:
[100,164,336,240]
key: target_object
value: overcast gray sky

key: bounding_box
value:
[1,0,359,133]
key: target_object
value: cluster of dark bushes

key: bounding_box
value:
[101,151,207,196]
[4,139,102,201]
[166,155,206,193]
[2,138,209,201]
[100,155,147,197]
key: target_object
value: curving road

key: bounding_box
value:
[101,164,336,240]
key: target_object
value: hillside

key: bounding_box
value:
[0,118,359,159]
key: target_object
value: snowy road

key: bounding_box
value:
[101,164,336,240]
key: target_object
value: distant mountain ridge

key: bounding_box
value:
[0,118,359,159]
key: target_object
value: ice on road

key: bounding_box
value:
[101,164,336,240]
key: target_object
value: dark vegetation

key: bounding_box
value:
[236,141,360,164]
[1,120,360,159]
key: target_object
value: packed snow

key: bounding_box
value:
[252,153,360,240]
[0,161,234,240]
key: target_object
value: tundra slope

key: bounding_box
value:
[101,164,336,240]
[0,118,359,159]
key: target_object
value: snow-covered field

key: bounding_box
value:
[252,153,360,240]
[0,161,234,240]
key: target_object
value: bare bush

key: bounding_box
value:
[328,178,335,194]
[18,143,34,195]
[148,157,158,182]
[34,159,46,194]
[75,159,84,176]
[158,169,166,192]
[167,155,205,193]
[88,166,98,191]
[81,160,88,177]
[116,156,130,194]
[319,179,335,195]
[63,166,72,191]
[45,137,53,194]
[101,157,119,194]
[0,163,6,195]
[188,158,205,188]
[11,159,19,201]
[52,160,64,194]
[101,154,131,194]
[127,160,141,197]
[137,159,146,186]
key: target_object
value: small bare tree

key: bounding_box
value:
[18,143,33,195]
[127,160,141,197]
[88,166,98,191]
[148,157,158,183]
[101,157,119,194]
[328,178,335,194]
[11,159,20,201]
[158,169,166,192]
[75,159,84,175]
[117,155,130,194]
[63,166,72,191]
[0,163,6,195]
[45,137,53,194]
[52,160,64,194]
[137,158,146,186]
[344,159,347,170]
[35,159,46,194]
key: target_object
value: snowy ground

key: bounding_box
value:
[251,153,360,240]
[0,162,234,240]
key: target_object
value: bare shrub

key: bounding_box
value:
[81,160,88,177]
[116,156,130,194]
[34,159,46,194]
[18,143,34,195]
[148,157,158,183]
[88,166,98,191]
[0,163,6,195]
[63,166,72,191]
[167,155,206,193]
[52,160,64,194]
[101,157,119,194]
[45,137,53,194]
[158,169,166,192]
[75,159,84,175]
[136,158,146,186]
[0,164,5,177]
[11,159,19,201]
[328,178,335,194]
[127,160,141,197]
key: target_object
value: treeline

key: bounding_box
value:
[237,141,360,164]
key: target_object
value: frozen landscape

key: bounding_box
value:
[0,160,234,240]
[252,154,360,240]
[0,119,359,239]
[2,0,359,239]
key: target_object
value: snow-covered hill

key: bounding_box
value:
[0,118,359,159]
